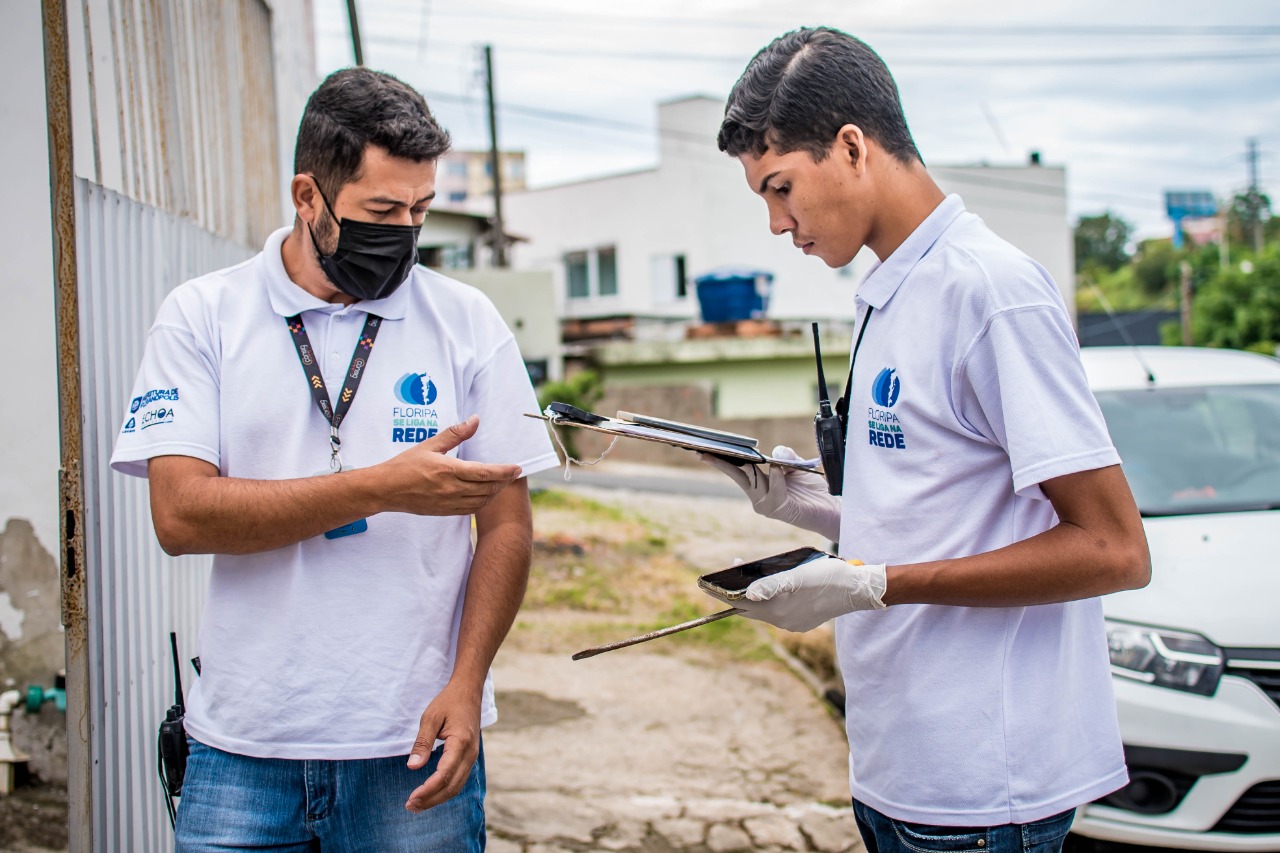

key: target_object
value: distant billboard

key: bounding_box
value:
[1165,190,1218,248]
[1165,190,1218,220]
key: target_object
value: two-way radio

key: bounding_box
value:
[811,323,846,496]
[157,631,189,829]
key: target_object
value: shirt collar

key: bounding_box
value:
[262,226,409,321]
[856,194,968,309]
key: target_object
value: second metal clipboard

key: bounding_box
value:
[526,410,824,474]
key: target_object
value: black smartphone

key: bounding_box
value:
[698,546,830,601]
[547,401,607,425]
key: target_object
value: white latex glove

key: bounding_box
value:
[699,446,842,541]
[734,556,887,633]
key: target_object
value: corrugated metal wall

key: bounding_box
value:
[75,180,252,852]
[49,0,301,849]
[71,0,281,248]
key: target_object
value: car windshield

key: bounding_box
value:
[1095,383,1280,516]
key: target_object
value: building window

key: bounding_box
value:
[566,252,590,299]
[446,160,468,177]
[448,191,468,204]
[506,158,524,182]
[650,252,689,302]
[442,244,473,270]
[524,359,548,386]
[598,247,618,296]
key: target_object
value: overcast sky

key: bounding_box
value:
[313,0,1279,241]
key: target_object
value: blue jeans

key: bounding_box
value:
[853,799,1076,853]
[175,736,486,852]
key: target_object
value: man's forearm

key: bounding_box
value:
[883,465,1150,607]
[449,481,533,690]
[150,458,383,555]
[883,520,1148,607]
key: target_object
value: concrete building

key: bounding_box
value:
[416,213,561,384]
[502,96,1074,332]
[435,148,527,208]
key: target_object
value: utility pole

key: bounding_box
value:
[345,0,364,66]
[483,45,508,267]
[1246,137,1263,254]
[1179,260,1194,346]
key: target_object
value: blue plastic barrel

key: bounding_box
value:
[694,267,773,323]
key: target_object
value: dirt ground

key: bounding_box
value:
[482,467,862,851]
[0,779,68,853]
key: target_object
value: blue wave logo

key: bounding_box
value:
[872,368,901,408]
[395,373,437,405]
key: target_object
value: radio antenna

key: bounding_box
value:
[811,323,835,414]
[1087,284,1156,385]
[169,632,184,712]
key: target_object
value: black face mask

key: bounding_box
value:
[308,183,421,301]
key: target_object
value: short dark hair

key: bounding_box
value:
[294,67,451,199]
[718,27,921,165]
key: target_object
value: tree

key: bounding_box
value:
[1074,211,1134,272]
[536,370,604,459]
[1166,245,1280,353]
[1131,238,1178,296]
[1226,190,1278,252]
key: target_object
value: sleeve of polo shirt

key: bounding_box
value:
[109,298,221,479]
[957,304,1120,499]
[456,335,559,477]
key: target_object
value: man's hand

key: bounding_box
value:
[378,415,522,516]
[700,445,842,541]
[724,557,887,632]
[404,680,482,813]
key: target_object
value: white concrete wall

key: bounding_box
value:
[503,96,1073,325]
[933,164,1074,320]
[0,1,60,553]
[449,270,562,382]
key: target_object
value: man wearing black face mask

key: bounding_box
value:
[110,68,558,851]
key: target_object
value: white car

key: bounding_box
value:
[1069,346,1280,852]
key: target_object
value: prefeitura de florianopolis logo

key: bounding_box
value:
[867,368,906,450]
[391,372,440,443]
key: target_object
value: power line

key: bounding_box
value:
[366,4,1280,38]
[336,30,1280,67]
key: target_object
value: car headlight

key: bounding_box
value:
[1105,620,1224,696]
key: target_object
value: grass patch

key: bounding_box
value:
[522,487,776,662]
[530,488,627,522]
[640,599,775,660]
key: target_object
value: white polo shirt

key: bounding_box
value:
[836,195,1127,825]
[110,226,558,760]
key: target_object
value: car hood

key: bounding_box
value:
[1103,510,1280,648]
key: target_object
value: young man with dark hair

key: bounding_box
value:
[702,28,1150,853]
[111,67,557,850]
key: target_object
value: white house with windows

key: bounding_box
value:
[501,96,1074,331]
[435,148,527,209]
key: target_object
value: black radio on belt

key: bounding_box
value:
[158,631,189,828]
[811,323,846,496]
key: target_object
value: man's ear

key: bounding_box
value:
[836,124,867,173]
[291,174,321,225]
